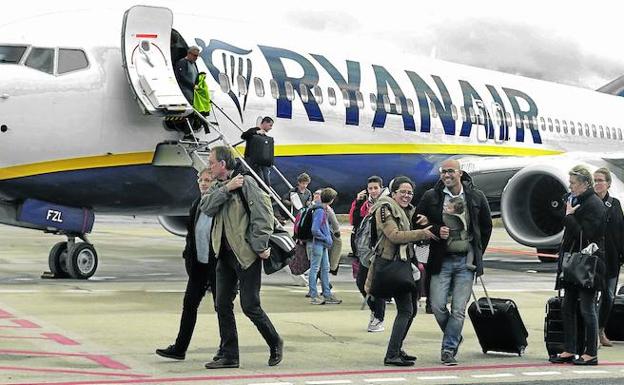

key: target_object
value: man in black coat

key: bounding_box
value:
[593,167,624,347]
[241,116,274,187]
[156,168,221,360]
[174,46,200,104]
[416,159,492,366]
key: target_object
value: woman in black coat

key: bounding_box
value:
[549,166,606,366]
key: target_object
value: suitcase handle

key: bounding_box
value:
[472,276,495,314]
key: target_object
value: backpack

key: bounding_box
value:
[354,210,379,268]
[293,206,321,241]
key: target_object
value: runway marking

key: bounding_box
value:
[363,378,406,383]
[0,350,131,370]
[0,319,41,328]
[0,309,15,318]
[305,381,353,384]
[522,371,561,376]
[571,370,610,374]
[248,382,294,385]
[0,333,80,345]
[0,366,149,378]
[471,373,514,378]
[416,375,459,380]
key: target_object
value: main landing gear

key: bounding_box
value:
[45,234,98,279]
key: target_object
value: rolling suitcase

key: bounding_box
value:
[605,286,624,341]
[468,277,528,356]
[544,292,584,357]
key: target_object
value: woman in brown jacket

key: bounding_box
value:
[369,176,436,366]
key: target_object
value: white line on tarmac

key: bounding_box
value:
[0,289,40,293]
[305,381,353,385]
[522,371,561,376]
[471,373,515,378]
[416,376,459,380]
[572,370,610,374]
[363,379,406,383]
[248,382,294,385]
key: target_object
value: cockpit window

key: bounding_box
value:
[25,47,54,74]
[58,49,88,74]
[0,45,27,63]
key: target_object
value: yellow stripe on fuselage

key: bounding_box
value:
[0,144,562,181]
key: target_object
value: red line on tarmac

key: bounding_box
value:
[7,361,624,385]
[0,309,14,318]
[486,247,558,259]
[0,366,149,378]
[0,319,41,328]
[0,350,130,370]
[0,334,79,346]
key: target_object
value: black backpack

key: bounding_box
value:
[293,206,321,241]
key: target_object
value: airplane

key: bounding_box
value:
[1,5,623,279]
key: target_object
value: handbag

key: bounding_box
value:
[288,241,310,275]
[264,227,296,275]
[369,255,417,298]
[560,232,604,289]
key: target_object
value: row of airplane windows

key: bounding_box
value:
[220,72,624,142]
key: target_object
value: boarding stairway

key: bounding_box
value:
[152,105,297,222]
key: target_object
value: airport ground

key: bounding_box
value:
[0,217,623,385]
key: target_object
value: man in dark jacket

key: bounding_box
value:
[416,159,492,366]
[241,116,274,187]
[156,168,221,360]
[593,167,624,347]
[174,46,200,104]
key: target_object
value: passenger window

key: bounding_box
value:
[599,125,604,138]
[236,75,247,96]
[505,112,512,127]
[269,79,279,99]
[619,128,623,140]
[25,47,54,74]
[394,96,402,114]
[0,45,27,63]
[547,118,553,132]
[57,48,88,74]
[284,81,294,101]
[584,123,590,137]
[382,95,391,112]
[254,77,265,97]
[515,114,522,129]
[570,121,576,135]
[468,107,476,124]
[561,120,567,134]
[406,98,415,115]
[554,119,560,133]
[313,86,323,104]
[539,117,546,131]
[606,126,611,139]
[369,93,377,111]
[356,91,364,109]
[531,116,538,130]
[328,87,336,106]
[341,89,350,108]
[460,106,466,121]
[218,73,231,93]
[451,104,458,120]
[299,83,309,103]
[430,101,438,118]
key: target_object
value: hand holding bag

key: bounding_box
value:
[369,255,417,298]
[560,232,604,289]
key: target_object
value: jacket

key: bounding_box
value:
[372,196,429,261]
[310,202,333,248]
[602,193,624,278]
[415,172,492,277]
[174,57,198,103]
[200,174,274,270]
[183,197,216,279]
[556,187,606,289]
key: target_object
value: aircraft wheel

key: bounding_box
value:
[48,242,70,278]
[66,243,98,279]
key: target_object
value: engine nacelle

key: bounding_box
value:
[500,164,569,248]
[157,215,188,237]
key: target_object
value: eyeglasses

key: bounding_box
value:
[397,189,414,196]
[439,168,458,175]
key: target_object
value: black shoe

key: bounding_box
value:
[155,345,185,360]
[384,355,415,367]
[425,304,433,314]
[399,350,417,361]
[549,354,575,364]
[268,338,284,366]
[204,357,240,369]
[212,349,224,362]
[573,356,598,366]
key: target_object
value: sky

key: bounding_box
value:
[2,0,623,90]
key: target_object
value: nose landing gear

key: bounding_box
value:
[45,234,98,279]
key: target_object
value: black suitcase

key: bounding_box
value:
[605,286,624,341]
[468,297,528,356]
[247,134,274,167]
[544,294,584,356]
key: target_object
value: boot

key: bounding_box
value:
[599,328,613,347]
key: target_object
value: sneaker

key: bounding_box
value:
[441,350,458,366]
[324,295,342,305]
[155,344,185,360]
[367,317,385,332]
[310,296,325,305]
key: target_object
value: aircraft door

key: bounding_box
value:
[121,5,192,116]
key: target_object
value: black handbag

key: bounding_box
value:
[560,233,604,289]
[369,255,416,298]
[264,226,296,275]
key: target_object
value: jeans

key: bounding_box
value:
[307,241,332,298]
[386,289,418,358]
[355,264,386,320]
[174,257,216,352]
[598,276,619,329]
[215,248,280,359]
[430,255,475,352]
[563,285,598,356]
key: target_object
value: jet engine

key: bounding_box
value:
[157,215,188,237]
[500,164,570,249]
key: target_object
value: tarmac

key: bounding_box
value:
[0,217,623,385]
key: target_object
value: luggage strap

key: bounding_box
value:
[471,276,495,314]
